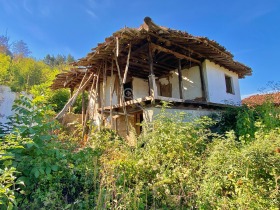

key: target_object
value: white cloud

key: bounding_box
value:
[86,9,97,19]
[23,0,33,14]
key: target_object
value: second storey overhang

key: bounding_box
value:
[51,17,252,91]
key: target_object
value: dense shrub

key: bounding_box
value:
[1,97,279,209]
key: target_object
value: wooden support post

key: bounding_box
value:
[148,42,157,100]
[115,54,129,136]
[69,87,74,113]
[110,59,114,129]
[178,59,184,100]
[122,43,132,84]
[83,76,96,137]
[95,69,101,130]
[82,90,85,124]
[198,63,206,101]
[101,60,107,127]
[88,67,101,136]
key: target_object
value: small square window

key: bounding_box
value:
[225,75,234,94]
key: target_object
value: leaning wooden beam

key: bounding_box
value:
[116,37,119,57]
[101,60,107,126]
[122,43,132,84]
[82,90,85,124]
[88,67,101,135]
[69,87,74,113]
[150,43,200,64]
[94,68,101,131]
[115,54,129,135]
[110,59,114,129]
[83,76,96,137]
[56,73,88,119]
[55,72,94,119]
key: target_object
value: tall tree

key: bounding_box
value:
[0,35,12,56]
[43,54,56,67]
[66,54,75,64]
[12,40,31,58]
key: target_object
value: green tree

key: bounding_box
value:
[66,54,75,64]
[0,53,11,84]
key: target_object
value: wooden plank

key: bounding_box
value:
[148,41,158,100]
[151,43,200,64]
[56,72,94,119]
[110,58,114,129]
[148,42,154,75]
[83,76,96,137]
[102,96,153,110]
[122,43,132,84]
[102,110,133,117]
[155,95,183,103]
[178,59,184,100]
[199,64,206,100]
[115,54,129,135]
[149,33,204,58]
[101,60,107,126]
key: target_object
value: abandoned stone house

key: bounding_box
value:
[51,17,252,137]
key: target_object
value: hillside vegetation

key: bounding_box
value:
[0,96,279,209]
[1,35,280,209]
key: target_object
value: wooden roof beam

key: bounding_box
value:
[149,33,204,58]
[150,43,201,64]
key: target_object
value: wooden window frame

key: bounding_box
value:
[225,75,234,94]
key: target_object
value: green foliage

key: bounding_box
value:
[73,91,88,114]
[0,134,24,209]
[218,102,280,143]
[43,54,75,68]
[49,89,70,112]
[1,95,280,209]
[0,53,11,83]
[197,129,280,209]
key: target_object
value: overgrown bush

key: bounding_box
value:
[218,102,280,142]
[197,129,280,209]
[1,97,279,209]
[0,96,101,209]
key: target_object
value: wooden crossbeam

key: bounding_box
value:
[150,43,201,64]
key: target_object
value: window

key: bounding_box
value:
[225,75,234,94]
[123,82,133,101]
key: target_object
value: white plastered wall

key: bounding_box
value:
[98,76,149,107]
[0,86,17,125]
[203,59,241,105]
[158,66,202,100]
[132,77,149,99]
[98,75,118,107]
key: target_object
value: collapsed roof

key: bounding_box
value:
[51,17,252,90]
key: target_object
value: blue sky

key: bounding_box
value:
[0,0,280,97]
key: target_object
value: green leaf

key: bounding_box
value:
[46,166,51,175]
[34,169,40,178]
[51,165,58,171]
[39,167,45,175]
[3,160,12,167]
[7,202,13,210]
